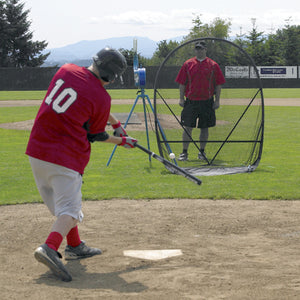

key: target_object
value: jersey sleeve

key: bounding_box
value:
[214,63,226,85]
[175,63,187,85]
[86,94,111,135]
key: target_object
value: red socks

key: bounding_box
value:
[45,226,81,251]
[45,232,63,251]
[66,226,81,248]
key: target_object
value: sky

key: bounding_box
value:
[23,0,300,51]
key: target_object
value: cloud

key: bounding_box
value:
[103,9,202,27]
[87,17,100,24]
[261,9,300,29]
[232,9,300,37]
[107,11,167,25]
[88,8,300,42]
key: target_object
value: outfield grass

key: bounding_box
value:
[0,88,300,100]
[0,98,299,204]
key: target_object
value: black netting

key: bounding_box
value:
[154,38,264,176]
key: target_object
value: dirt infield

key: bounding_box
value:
[1,199,300,299]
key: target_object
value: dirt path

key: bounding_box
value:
[0,98,299,107]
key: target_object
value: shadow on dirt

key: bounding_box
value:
[35,260,150,293]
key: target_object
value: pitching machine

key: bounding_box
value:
[106,39,155,165]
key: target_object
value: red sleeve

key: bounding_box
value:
[87,95,111,135]
[175,63,187,85]
[214,63,226,85]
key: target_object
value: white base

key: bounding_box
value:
[123,249,183,260]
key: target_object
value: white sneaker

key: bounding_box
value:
[198,151,207,160]
[178,152,188,161]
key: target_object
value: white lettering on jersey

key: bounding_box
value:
[45,79,77,113]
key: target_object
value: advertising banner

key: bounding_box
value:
[250,66,297,78]
[225,66,249,78]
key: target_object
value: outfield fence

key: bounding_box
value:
[0,66,299,91]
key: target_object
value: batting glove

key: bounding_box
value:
[119,136,137,148]
[112,121,127,137]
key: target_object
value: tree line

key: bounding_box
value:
[137,17,300,67]
[1,0,299,68]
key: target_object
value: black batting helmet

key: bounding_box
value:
[93,47,127,83]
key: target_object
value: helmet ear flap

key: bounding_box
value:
[93,48,127,83]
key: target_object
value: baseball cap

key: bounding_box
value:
[195,41,207,49]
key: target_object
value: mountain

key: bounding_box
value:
[43,36,156,67]
[42,36,184,67]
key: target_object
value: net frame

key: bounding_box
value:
[153,37,264,176]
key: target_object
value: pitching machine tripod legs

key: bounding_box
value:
[106,89,153,166]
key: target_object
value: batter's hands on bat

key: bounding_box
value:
[112,121,127,137]
[119,136,137,148]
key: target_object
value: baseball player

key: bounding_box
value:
[26,48,137,282]
[175,41,226,161]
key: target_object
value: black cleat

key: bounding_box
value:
[65,241,102,260]
[34,244,72,282]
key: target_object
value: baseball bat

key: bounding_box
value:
[135,143,202,185]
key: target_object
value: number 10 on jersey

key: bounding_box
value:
[45,79,77,113]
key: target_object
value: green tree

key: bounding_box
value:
[0,0,9,65]
[150,39,180,65]
[156,40,179,59]
[244,18,268,65]
[185,16,231,40]
[263,33,286,65]
[180,16,232,66]
[119,48,136,67]
[282,24,300,65]
[0,0,49,67]
[119,48,149,68]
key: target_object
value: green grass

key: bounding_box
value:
[0,101,299,204]
[0,90,47,100]
[0,106,39,123]
[0,88,299,100]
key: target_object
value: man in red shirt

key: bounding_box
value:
[175,41,225,161]
[26,48,137,282]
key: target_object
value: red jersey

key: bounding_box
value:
[26,64,111,174]
[175,57,225,100]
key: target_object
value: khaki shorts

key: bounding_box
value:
[29,156,84,222]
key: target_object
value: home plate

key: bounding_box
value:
[123,249,183,260]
